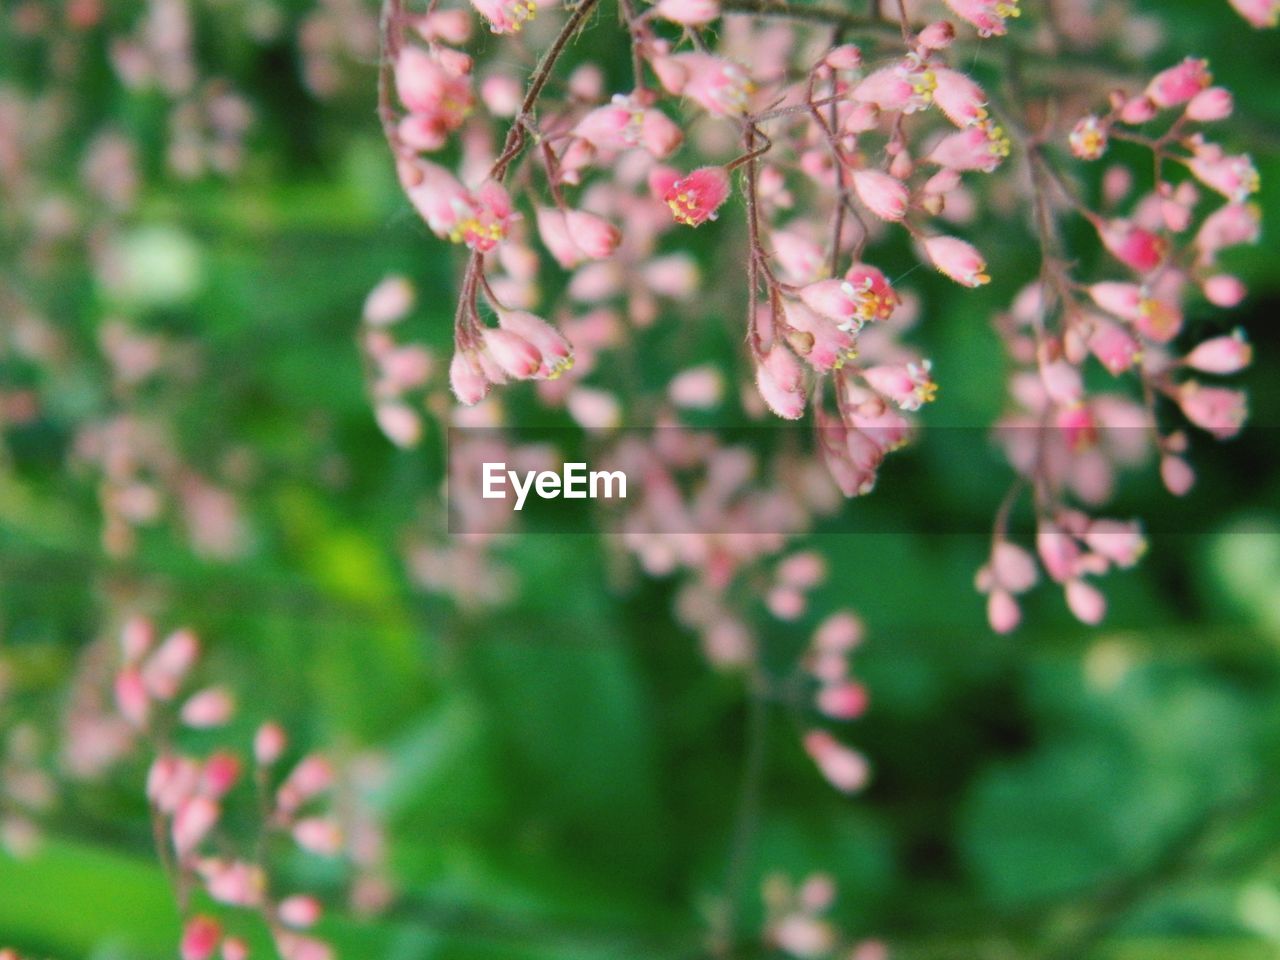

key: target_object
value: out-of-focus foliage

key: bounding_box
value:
[1,0,1279,957]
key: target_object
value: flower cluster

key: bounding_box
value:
[107,617,382,960]
[974,53,1260,631]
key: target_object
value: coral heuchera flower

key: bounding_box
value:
[663,167,731,227]
[469,0,537,33]
[448,180,516,252]
[943,0,1022,37]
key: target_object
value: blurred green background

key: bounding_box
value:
[2,0,1280,957]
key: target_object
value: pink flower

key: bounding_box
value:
[931,68,988,127]
[942,0,1022,37]
[816,681,869,720]
[652,0,719,25]
[293,817,344,856]
[481,327,542,379]
[1069,115,1108,160]
[1065,578,1106,624]
[863,362,937,411]
[1161,454,1196,496]
[1203,274,1247,307]
[852,169,909,221]
[756,345,806,420]
[497,311,574,379]
[1145,57,1212,108]
[255,721,288,766]
[664,167,731,227]
[180,686,235,728]
[1087,320,1142,375]
[803,730,869,793]
[1228,0,1280,27]
[279,894,324,929]
[1176,382,1247,438]
[394,46,472,146]
[1098,219,1166,273]
[197,858,266,907]
[1185,330,1252,374]
[141,628,199,700]
[199,751,242,798]
[277,754,335,813]
[362,276,415,326]
[449,180,516,252]
[927,122,1010,172]
[923,235,990,287]
[173,795,220,857]
[1083,519,1147,568]
[114,666,150,728]
[853,58,936,113]
[813,611,864,654]
[799,264,897,330]
[450,350,491,405]
[572,95,644,151]
[1196,203,1260,260]
[469,0,537,33]
[181,916,222,960]
[1186,87,1234,121]
[657,54,754,116]
[784,301,858,372]
[1187,142,1260,202]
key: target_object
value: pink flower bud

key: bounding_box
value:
[766,586,806,620]
[120,615,154,662]
[1083,519,1147,568]
[1160,454,1196,496]
[362,276,415,326]
[817,681,869,720]
[917,20,955,49]
[813,611,864,654]
[1186,86,1233,121]
[449,350,491,405]
[181,915,222,960]
[653,0,719,26]
[375,402,423,449]
[255,722,287,766]
[1176,382,1247,438]
[664,166,731,227]
[824,43,863,69]
[293,817,344,856]
[639,109,683,158]
[563,210,621,260]
[469,0,537,34]
[987,589,1021,633]
[941,0,1022,37]
[1185,330,1252,374]
[199,751,242,799]
[1088,320,1142,375]
[141,628,200,700]
[180,687,236,729]
[756,346,806,420]
[277,754,334,813]
[480,73,522,116]
[278,894,324,929]
[1098,219,1166,273]
[221,937,250,960]
[863,362,937,411]
[1203,274,1247,307]
[481,327,542,380]
[852,169,909,221]
[275,933,334,960]
[927,122,1010,172]
[1228,0,1280,28]
[803,730,870,793]
[198,858,266,907]
[922,235,990,287]
[1145,57,1212,109]
[498,311,574,379]
[114,666,151,728]
[932,68,988,127]
[668,365,724,409]
[148,754,199,813]
[1065,579,1106,625]
[173,795,220,857]
[1119,95,1157,124]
